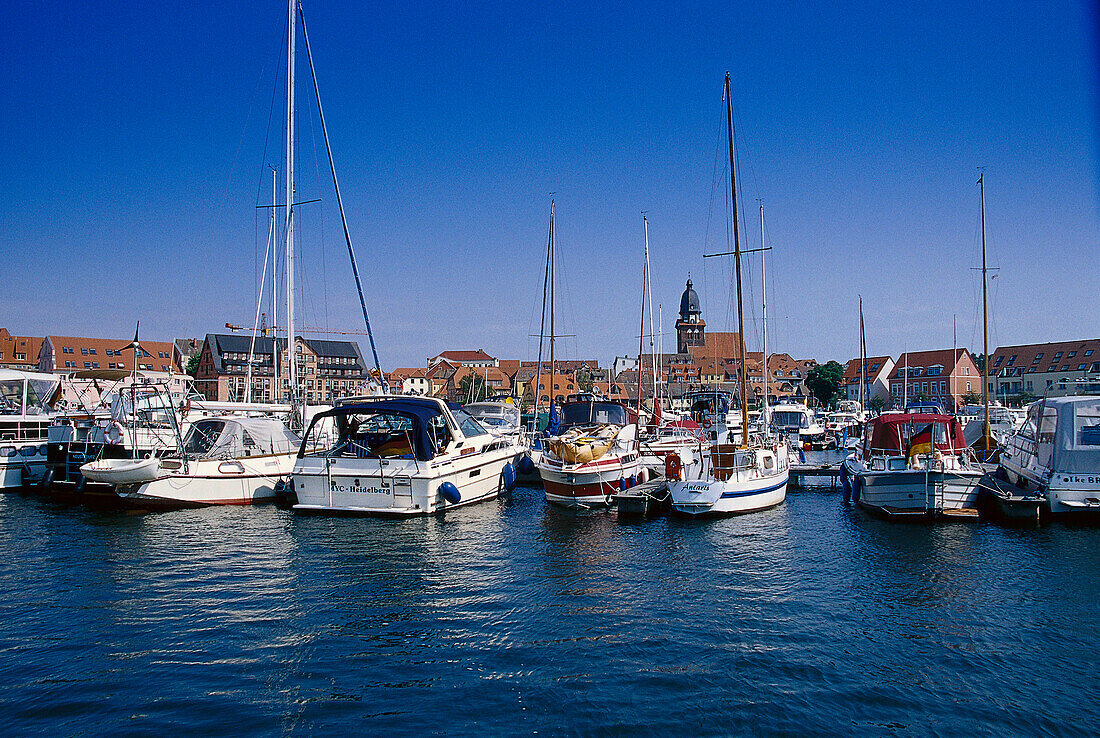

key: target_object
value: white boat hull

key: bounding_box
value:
[0,442,48,489]
[670,471,788,516]
[292,449,516,516]
[112,453,297,508]
[845,459,982,518]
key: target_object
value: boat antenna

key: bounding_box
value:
[299,2,387,391]
[724,72,749,448]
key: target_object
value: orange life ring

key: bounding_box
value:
[664,453,683,480]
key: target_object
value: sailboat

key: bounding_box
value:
[79,0,385,508]
[668,73,790,517]
[535,203,645,509]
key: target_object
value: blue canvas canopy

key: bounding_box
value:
[304,398,446,461]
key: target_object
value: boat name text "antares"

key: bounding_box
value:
[330,480,390,495]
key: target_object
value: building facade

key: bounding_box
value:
[0,329,44,370]
[193,333,368,403]
[987,339,1100,401]
[38,335,182,374]
[888,349,979,410]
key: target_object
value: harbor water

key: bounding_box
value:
[2,453,1098,735]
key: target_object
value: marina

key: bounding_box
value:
[2,0,1098,733]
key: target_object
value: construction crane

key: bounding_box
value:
[224,317,370,337]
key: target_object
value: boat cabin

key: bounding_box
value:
[182,416,300,459]
[1012,397,1100,476]
[683,390,734,423]
[299,397,489,461]
[860,413,966,465]
[559,400,637,430]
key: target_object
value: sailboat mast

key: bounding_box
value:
[549,201,556,400]
[859,296,866,411]
[979,173,990,450]
[645,217,657,412]
[636,215,648,416]
[725,72,749,447]
[760,202,769,426]
[285,0,297,407]
[270,166,279,401]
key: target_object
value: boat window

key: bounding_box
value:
[1020,405,1040,440]
[0,381,23,414]
[451,408,490,438]
[1038,406,1058,444]
[1072,400,1100,447]
[310,411,420,459]
[561,402,628,427]
[183,420,226,456]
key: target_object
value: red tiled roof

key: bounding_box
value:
[842,356,892,383]
[434,349,496,362]
[989,339,1100,374]
[891,349,972,378]
[0,329,44,369]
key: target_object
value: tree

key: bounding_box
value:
[971,352,986,372]
[806,360,844,406]
[576,366,593,393]
[961,391,981,407]
[459,372,488,403]
[867,396,885,415]
[185,351,201,377]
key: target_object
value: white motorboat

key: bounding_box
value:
[0,369,60,489]
[81,415,301,508]
[771,402,832,449]
[841,412,983,520]
[958,402,1026,448]
[291,397,521,516]
[999,396,1100,517]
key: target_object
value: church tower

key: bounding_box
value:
[676,278,705,354]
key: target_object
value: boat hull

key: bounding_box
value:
[292,450,515,517]
[110,454,297,509]
[670,472,788,517]
[538,456,645,509]
[845,459,982,520]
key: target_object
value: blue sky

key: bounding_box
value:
[2,1,1097,370]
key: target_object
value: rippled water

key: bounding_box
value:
[2,455,1098,735]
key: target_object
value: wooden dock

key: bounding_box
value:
[789,463,842,490]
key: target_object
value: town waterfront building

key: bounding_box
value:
[193,333,368,403]
[38,335,182,374]
[889,349,979,410]
[841,356,895,407]
[0,329,44,371]
[987,339,1100,401]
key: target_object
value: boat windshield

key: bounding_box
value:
[688,394,730,416]
[561,402,628,427]
[0,377,56,415]
[451,408,490,438]
[463,403,518,429]
[772,411,808,429]
[182,420,226,457]
[302,405,448,461]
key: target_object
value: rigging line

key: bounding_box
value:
[303,79,330,335]
[299,1,386,387]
